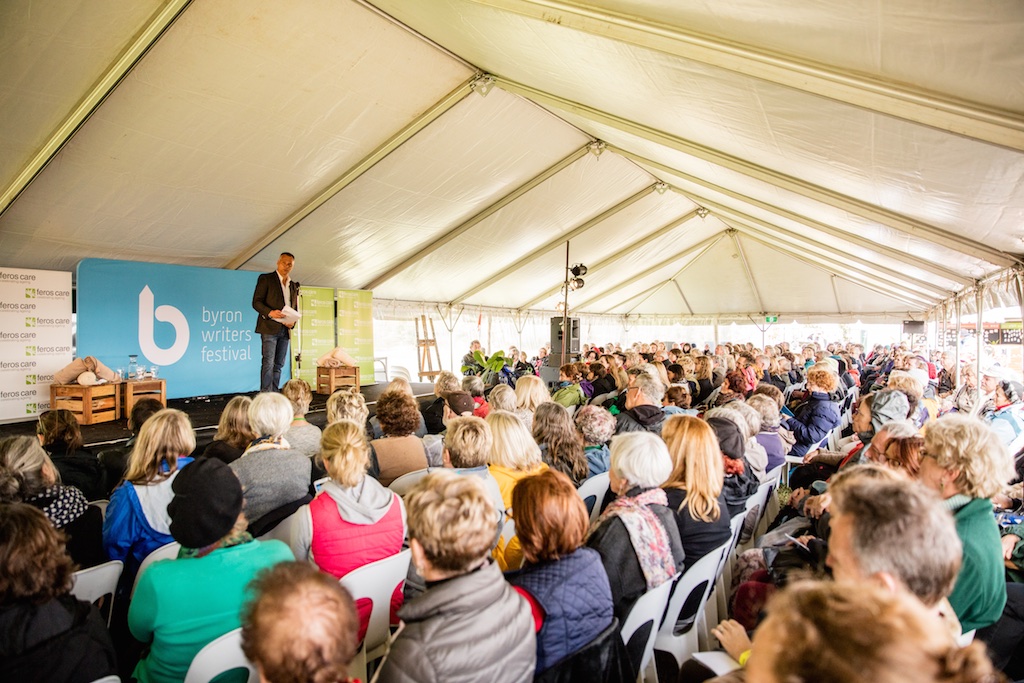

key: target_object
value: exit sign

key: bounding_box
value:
[765,316,778,323]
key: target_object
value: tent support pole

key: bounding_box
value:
[954,298,962,388]
[976,286,985,390]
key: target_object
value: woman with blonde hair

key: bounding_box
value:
[488,384,517,413]
[513,374,550,431]
[282,379,321,458]
[661,416,732,570]
[203,395,257,464]
[486,410,548,511]
[284,419,406,643]
[423,371,461,434]
[327,387,371,435]
[694,355,716,404]
[103,408,196,569]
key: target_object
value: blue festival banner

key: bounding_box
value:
[76,259,287,398]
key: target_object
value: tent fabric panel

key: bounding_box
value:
[462,191,695,308]
[0,0,167,188]
[670,236,763,315]
[831,277,926,316]
[496,0,1024,115]
[0,0,473,273]
[567,219,724,313]
[732,235,842,314]
[368,0,1024,256]
[376,152,653,302]
[251,88,590,287]
[565,116,1003,279]
[610,282,685,317]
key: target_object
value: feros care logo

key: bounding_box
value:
[25,317,36,327]
[25,403,36,414]
[24,288,35,299]
[139,286,189,365]
[25,346,35,356]
[25,374,36,385]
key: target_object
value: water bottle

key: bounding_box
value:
[128,355,138,381]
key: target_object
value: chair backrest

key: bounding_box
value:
[388,468,429,496]
[589,390,617,406]
[132,541,181,598]
[658,540,730,637]
[313,476,330,493]
[88,499,109,520]
[619,577,674,680]
[71,560,123,626]
[183,627,258,683]
[576,472,609,524]
[338,549,412,654]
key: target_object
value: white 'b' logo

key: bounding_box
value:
[139,286,189,365]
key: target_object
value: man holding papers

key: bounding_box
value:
[252,252,300,392]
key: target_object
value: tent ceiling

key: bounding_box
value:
[1,0,1022,325]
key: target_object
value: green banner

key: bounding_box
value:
[337,289,374,386]
[293,286,336,385]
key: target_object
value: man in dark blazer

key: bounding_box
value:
[252,252,299,392]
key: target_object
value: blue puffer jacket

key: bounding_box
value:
[507,547,614,673]
[784,392,841,457]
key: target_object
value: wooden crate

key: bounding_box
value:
[50,383,120,425]
[316,366,360,394]
[123,378,167,415]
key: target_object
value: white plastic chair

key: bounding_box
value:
[715,513,746,623]
[388,468,429,496]
[390,365,412,382]
[690,651,743,677]
[183,627,258,683]
[653,540,731,680]
[339,549,412,682]
[313,476,330,493]
[88,499,109,520]
[577,472,610,525]
[132,541,181,598]
[71,560,123,626]
[620,576,674,682]
[89,677,122,683]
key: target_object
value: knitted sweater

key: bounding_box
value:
[947,496,1006,631]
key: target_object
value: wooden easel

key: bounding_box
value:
[416,314,443,382]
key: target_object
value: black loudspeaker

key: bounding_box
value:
[551,317,580,355]
[902,320,925,335]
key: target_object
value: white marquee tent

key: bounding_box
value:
[2,0,1023,330]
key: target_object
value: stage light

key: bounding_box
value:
[570,264,588,277]
[569,277,585,290]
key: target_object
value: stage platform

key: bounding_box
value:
[0,381,437,450]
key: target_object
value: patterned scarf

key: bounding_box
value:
[244,435,291,455]
[594,487,678,590]
[26,484,88,529]
[178,529,254,560]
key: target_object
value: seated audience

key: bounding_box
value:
[709,403,769,482]
[371,377,428,439]
[230,393,312,526]
[513,374,550,431]
[981,366,1024,452]
[782,365,842,457]
[615,371,667,435]
[915,415,1013,632]
[103,408,195,571]
[506,470,614,674]
[201,395,257,465]
[486,410,549,513]
[551,364,586,409]
[129,458,292,683]
[284,419,406,641]
[378,471,536,683]
[282,379,322,458]
[588,362,617,399]
[743,581,998,683]
[369,390,429,486]
[661,416,732,571]
[694,355,716,404]
[662,384,698,417]
[705,370,747,408]
[0,436,105,568]
[533,403,588,487]
[422,371,461,435]
[98,397,165,495]
[241,562,360,683]
[706,415,759,517]
[37,409,103,501]
[586,431,685,621]
[463,375,490,418]
[488,383,517,413]
[0,503,117,680]
[747,394,787,472]
[575,405,616,477]
[440,416,505,515]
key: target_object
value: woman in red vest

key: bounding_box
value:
[283,419,406,641]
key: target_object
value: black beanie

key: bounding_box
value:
[707,416,745,461]
[167,458,244,549]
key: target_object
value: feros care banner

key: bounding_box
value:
[77,259,272,399]
[293,286,336,385]
[337,289,374,386]
[0,268,72,422]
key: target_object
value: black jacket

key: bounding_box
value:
[47,445,103,502]
[252,270,299,336]
[614,404,665,435]
[0,595,117,682]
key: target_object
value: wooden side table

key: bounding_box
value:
[50,383,120,424]
[123,378,167,415]
[316,366,360,394]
